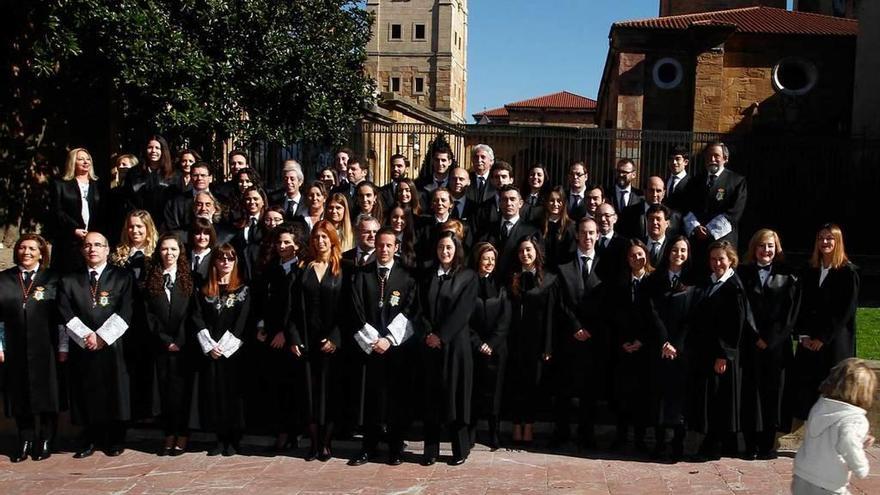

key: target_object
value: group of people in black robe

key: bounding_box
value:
[0,138,860,467]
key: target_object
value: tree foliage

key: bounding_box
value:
[1,0,374,224]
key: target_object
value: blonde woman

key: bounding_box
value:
[791,223,860,421]
[51,148,104,273]
[326,193,355,252]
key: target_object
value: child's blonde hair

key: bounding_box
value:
[820,358,878,410]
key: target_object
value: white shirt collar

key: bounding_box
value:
[281,257,297,273]
[378,259,395,271]
[193,247,211,258]
[503,214,520,225]
[436,266,451,277]
[616,185,632,194]
[87,262,108,280]
[673,170,687,180]
[577,249,596,259]
[162,266,177,282]
[668,269,682,282]
[19,263,40,274]
[649,235,666,245]
[435,213,450,223]
[570,188,585,197]
[710,267,735,285]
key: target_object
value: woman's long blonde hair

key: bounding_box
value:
[62,148,98,181]
[810,223,849,269]
[112,210,159,263]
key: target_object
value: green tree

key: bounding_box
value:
[1,0,374,228]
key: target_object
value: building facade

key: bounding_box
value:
[365,0,468,124]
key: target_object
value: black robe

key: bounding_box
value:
[143,277,194,430]
[58,265,134,424]
[469,274,511,418]
[790,262,859,419]
[688,273,752,434]
[420,267,478,425]
[189,285,251,431]
[609,275,651,424]
[738,263,799,434]
[542,221,577,272]
[349,262,419,428]
[0,268,61,417]
[289,264,344,425]
[645,271,697,426]
[50,178,103,274]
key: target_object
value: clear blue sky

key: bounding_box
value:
[466,0,794,122]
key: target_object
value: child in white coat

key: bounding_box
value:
[793,358,876,494]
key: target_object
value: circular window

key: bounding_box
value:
[652,58,683,90]
[772,58,818,96]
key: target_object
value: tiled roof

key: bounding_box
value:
[473,106,509,118]
[614,6,857,36]
[506,91,598,110]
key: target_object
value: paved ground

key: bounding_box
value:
[1,432,879,495]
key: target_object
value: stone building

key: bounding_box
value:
[472,91,597,127]
[595,6,859,135]
[364,0,468,124]
[660,0,784,16]
[851,0,880,138]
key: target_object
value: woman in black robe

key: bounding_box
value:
[468,242,511,451]
[51,148,104,274]
[420,231,479,466]
[230,186,268,282]
[790,223,859,421]
[123,135,177,223]
[143,234,195,456]
[540,187,577,272]
[256,223,308,453]
[0,235,60,462]
[289,220,345,462]
[645,236,697,462]
[689,241,753,460]
[738,229,799,460]
[609,239,653,452]
[190,243,251,456]
[507,235,557,448]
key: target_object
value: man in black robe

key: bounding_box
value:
[58,232,134,458]
[347,228,419,466]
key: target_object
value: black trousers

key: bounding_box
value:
[362,423,404,455]
[82,421,127,449]
[424,420,470,459]
[553,395,596,442]
[16,413,57,442]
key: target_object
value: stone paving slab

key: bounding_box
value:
[1,438,879,495]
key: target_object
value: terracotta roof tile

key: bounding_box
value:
[506,91,598,110]
[473,106,509,118]
[615,6,857,36]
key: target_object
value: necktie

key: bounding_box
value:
[651,241,661,261]
[23,270,33,286]
[619,190,626,209]
[359,252,369,266]
[89,270,98,290]
[671,274,679,288]
[477,176,486,198]
[378,267,389,307]
[452,200,461,218]
[581,255,591,285]
[758,264,771,272]
[502,220,512,240]
[570,194,580,209]
[439,273,451,282]
[287,199,296,217]
[707,174,717,191]
[631,278,640,302]
[193,255,201,271]
[248,217,258,241]
[599,237,608,250]
[669,176,678,193]
[528,195,537,206]
[163,273,173,291]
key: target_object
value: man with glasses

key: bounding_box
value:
[609,158,644,214]
[163,162,213,232]
[57,232,134,459]
[565,161,590,221]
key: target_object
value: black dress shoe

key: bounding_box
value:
[317,448,332,462]
[170,446,185,457]
[304,449,319,462]
[347,450,371,466]
[158,446,172,457]
[207,443,223,456]
[448,456,466,466]
[74,444,96,459]
[11,440,32,463]
[388,452,403,466]
[106,447,125,457]
[756,450,778,460]
[421,455,437,466]
[32,440,51,461]
[223,443,237,457]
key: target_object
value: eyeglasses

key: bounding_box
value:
[217,255,236,262]
[82,243,107,249]
[569,172,586,178]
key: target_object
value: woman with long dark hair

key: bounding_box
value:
[420,231,479,466]
[231,186,268,282]
[395,178,423,216]
[0,234,60,462]
[790,223,859,421]
[143,234,195,456]
[507,235,557,447]
[738,229,799,460]
[190,243,251,456]
[609,239,654,452]
[388,204,417,269]
[468,242,511,451]
[520,164,550,224]
[293,181,327,234]
[189,218,217,291]
[540,186,577,271]
[289,220,345,461]
[124,135,176,222]
[645,236,697,462]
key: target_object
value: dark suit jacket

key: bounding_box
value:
[595,232,630,286]
[268,189,309,221]
[620,202,683,241]
[684,168,747,245]
[664,173,691,212]
[608,186,644,214]
[564,188,589,222]
[52,179,105,273]
[466,172,496,205]
[479,218,541,282]
[379,182,398,214]
[163,191,195,233]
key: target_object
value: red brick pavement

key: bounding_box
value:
[1,439,879,494]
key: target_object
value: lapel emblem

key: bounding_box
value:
[33,287,46,301]
[715,188,725,201]
[389,290,401,307]
[98,291,110,307]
